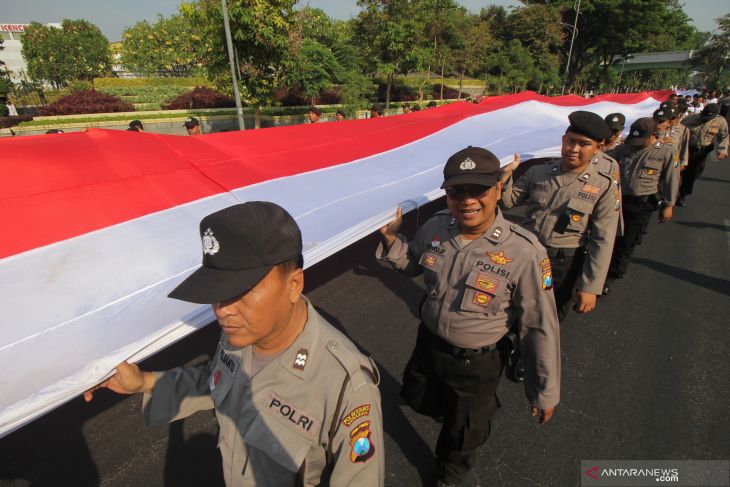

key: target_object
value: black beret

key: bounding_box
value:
[604,113,626,131]
[701,103,719,117]
[653,107,674,122]
[626,117,657,147]
[567,110,612,142]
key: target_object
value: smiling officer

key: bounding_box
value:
[377,147,560,487]
[85,202,384,486]
[499,111,621,320]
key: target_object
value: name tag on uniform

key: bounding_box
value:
[266,392,321,436]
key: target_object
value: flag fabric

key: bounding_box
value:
[0,90,669,437]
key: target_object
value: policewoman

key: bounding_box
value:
[377,147,560,487]
[85,202,384,486]
[500,111,621,320]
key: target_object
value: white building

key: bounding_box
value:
[1,23,61,83]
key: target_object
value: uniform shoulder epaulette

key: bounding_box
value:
[325,339,379,391]
[509,223,542,251]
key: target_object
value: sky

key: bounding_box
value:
[3,0,729,42]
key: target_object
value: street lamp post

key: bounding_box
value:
[221,0,245,131]
[561,0,581,95]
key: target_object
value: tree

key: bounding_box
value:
[501,3,563,93]
[549,0,700,92]
[121,14,204,77]
[354,0,431,107]
[286,39,344,104]
[21,20,112,88]
[451,15,494,99]
[694,13,730,89]
[182,0,297,128]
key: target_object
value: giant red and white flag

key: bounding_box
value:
[0,90,668,436]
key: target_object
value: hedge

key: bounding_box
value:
[93,77,212,88]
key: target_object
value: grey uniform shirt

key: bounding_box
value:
[500,154,621,295]
[662,122,690,167]
[607,142,679,206]
[376,209,560,410]
[142,298,384,487]
[682,114,729,153]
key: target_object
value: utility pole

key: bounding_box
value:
[221,0,245,130]
[561,0,581,95]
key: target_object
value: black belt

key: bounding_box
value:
[623,194,656,205]
[545,247,579,259]
[420,323,497,358]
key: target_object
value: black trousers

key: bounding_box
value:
[680,145,713,197]
[547,248,585,322]
[401,324,503,484]
[608,196,656,279]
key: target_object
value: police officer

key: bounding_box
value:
[661,102,690,171]
[604,118,679,292]
[604,112,626,150]
[377,147,560,487]
[85,202,384,486]
[500,111,620,320]
[677,103,729,206]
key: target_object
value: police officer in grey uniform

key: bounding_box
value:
[377,147,560,487]
[604,112,626,150]
[677,103,729,206]
[662,103,690,171]
[85,202,384,487]
[604,118,679,292]
[500,111,621,320]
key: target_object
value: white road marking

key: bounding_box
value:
[725,219,730,251]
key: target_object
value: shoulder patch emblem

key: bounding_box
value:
[293,349,308,370]
[342,404,371,427]
[540,258,553,290]
[487,250,513,265]
[350,421,375,463]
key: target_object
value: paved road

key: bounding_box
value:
[2,159,729,486]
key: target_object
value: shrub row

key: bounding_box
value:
[0,115,33,129]
[98,86,191,104]
[39,90,135,116]
[162,87,236,110]
[93,77,212,88]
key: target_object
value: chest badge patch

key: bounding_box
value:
[293,349,308,370]
[209,370,222,391]
[473,292,492,306]
[350,421,376,463]
[645,168,657,175]
[581,184,600,195]
[487,250,513,265]
[475,273,499,294]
